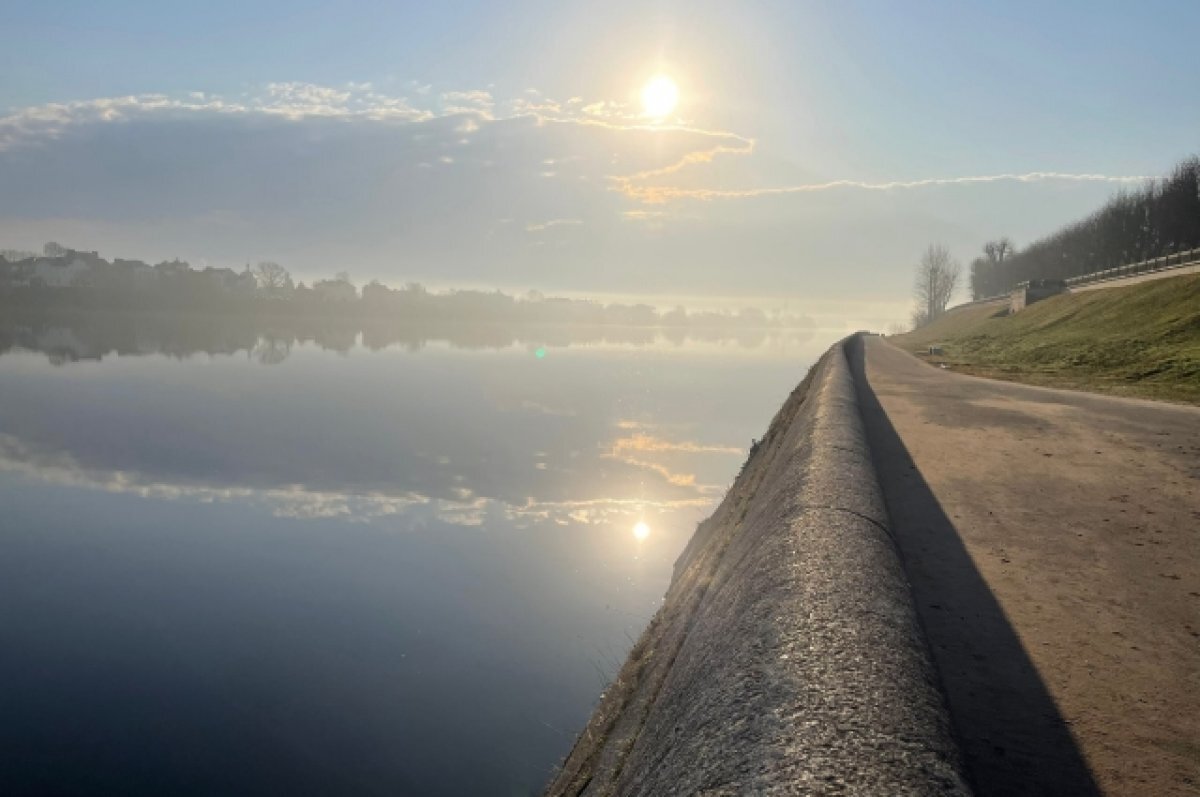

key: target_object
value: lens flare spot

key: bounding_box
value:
[534,347,546,359]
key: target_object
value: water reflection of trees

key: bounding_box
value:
[252,335,292,365]
[0,310,811,365]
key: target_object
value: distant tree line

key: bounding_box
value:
[969,155,1200,298]
[0,245,812,330]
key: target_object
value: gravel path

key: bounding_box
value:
[853,335,1200,796]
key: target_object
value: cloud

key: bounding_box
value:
[608,433,741,456]
[612,130,755,184]
[265,81,352,114]
[525,218,583,233]
[0,83,440,153]
[617,170,1154,204]
[441,89,495,117]
[601,430,742,491]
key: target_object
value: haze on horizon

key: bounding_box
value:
[3,0,1198,325]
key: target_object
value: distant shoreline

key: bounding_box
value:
[0,305,819,365]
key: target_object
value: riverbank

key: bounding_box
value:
[891,273,1200,404]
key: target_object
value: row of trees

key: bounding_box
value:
[1,247,813,329]
[969,155,1200,298]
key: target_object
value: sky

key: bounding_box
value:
[2,0,1198,318]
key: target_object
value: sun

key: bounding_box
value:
[640,75,679,120]
[632,520,651,541]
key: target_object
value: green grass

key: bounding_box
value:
[891,273,1200,404]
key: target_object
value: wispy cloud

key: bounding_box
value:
[441,89,495,117]
[616,170,1154,204]
[602,431,741,491]
[0,82,441,152]
[525,218,583,233]
[609,433,741,456]
[612,133,755,184]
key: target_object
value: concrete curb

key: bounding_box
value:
[546,336,970,796]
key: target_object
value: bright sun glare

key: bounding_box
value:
[632,520,651,541]
[640,75,679,119]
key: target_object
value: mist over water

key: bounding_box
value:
[0,312,822,795]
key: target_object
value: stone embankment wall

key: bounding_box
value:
[545,336,970,796]
[1010,281,1066,313]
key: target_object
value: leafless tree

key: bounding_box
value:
[253,261,292,292]
[970,237,1017,299]
[913,244,961,326]
[983,237,1014,264]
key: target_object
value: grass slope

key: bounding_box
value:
[891,273,1200,403]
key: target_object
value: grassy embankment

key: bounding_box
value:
[891,273,1200,404]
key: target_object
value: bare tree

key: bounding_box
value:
[913,244,961,326]
[971,237,1017,298]
[983,237,1014,264]
[253,261,292,292]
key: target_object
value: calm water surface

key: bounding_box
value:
[0,315,823,795]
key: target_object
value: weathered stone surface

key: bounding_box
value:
[545,337,969,796]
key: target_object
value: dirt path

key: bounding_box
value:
[852,335,1200,796]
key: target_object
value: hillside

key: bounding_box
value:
[891,273,1200,403]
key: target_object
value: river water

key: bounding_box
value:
[0,313,822,795]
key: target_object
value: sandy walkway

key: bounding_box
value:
[852,335,1200,796]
